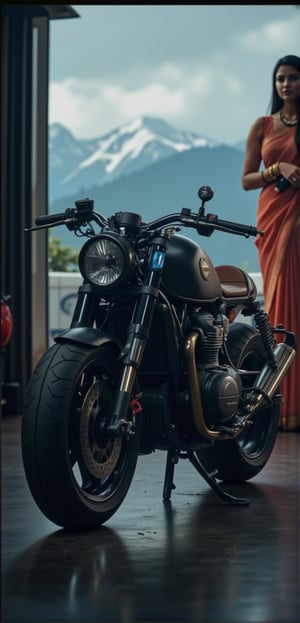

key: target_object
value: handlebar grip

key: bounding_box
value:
[35,212,67,227]
[207,215,260,237]
[221,220,258,236]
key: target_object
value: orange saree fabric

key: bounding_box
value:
[255,117,300,430]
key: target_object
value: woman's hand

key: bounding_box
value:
[279,162,300,187]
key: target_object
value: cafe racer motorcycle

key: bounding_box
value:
[22,186,296,530]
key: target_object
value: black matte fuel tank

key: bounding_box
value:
[161,234,222,303]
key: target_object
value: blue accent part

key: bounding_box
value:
[151,250,165,270]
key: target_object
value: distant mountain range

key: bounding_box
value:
[48,116,260,271]
[49,116,220,203]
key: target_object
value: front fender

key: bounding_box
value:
[54,327,121,351]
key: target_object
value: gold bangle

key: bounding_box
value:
[263,167,275,182]
[271,162,280,178]
[267,166,277,181]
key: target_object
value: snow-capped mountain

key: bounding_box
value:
[49,116,219,203]
[50,135,261,272]
[49,117,257,271]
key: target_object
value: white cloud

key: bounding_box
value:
[48,6,300,143]
[118,82,185,118]
[49,76,187,139]
[49,60,249,143]
[237,17,300,52]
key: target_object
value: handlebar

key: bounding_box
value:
[24,189,264,239]
[143,210,263,238]
[204,213,261,237]
[25,200,107,232]
[35,212,69,227]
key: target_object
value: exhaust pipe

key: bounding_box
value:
[248,342,296,413]
[185,331,296,440]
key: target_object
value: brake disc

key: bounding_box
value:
[80,380,122,478]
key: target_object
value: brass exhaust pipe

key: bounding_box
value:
[248,342,296,414]
[184,331,224,439]
[184,331,296,440]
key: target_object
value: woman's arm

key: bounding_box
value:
[241,117,265,191]
[241,116,300,190]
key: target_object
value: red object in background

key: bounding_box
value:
[1,294,20,414]
[1,298,14,348]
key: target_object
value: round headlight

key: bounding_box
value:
[79,234,134,290]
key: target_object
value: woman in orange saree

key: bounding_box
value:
[242,55,300,431]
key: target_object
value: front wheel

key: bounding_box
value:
[22,342,141,529]
[196,323,280,483]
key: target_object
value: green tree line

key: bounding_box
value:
[48,236,79,272]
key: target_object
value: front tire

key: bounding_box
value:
[22,342,141,529]
[196,323,280,483]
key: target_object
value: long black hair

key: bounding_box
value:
[268,54,300,152]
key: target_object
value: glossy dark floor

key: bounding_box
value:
[2,414,299,623]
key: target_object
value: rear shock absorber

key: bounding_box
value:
[253,304,277,369]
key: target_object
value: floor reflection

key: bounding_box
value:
[3,480,299,622]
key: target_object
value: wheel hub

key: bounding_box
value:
[80,380,122,478]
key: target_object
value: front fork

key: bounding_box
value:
[107,236,170,436]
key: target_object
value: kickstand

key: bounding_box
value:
[187,450,249,506]
[163,450,179,500]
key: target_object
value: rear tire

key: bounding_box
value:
[22,342,141,529]
[196,323,280,483]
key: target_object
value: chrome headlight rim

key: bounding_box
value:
[78,233,134,291]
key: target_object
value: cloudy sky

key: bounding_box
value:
[48,4,300,144]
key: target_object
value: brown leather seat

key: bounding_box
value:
[215,265,257,300]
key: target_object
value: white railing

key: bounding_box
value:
[49,272,264,345]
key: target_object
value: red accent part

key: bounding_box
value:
[1,301,13,347]
[129,399,143,414]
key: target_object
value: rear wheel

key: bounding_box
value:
[22,342,141,529]
[196,323,280,483]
